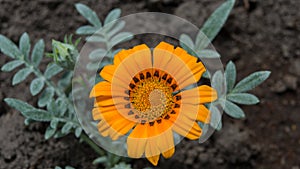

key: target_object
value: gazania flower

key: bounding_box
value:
[90,42,217,165]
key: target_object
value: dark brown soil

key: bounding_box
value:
[0,0,299,169]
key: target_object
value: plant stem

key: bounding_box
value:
[80,133,106,156]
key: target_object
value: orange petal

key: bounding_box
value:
[197,105,210,123]
[179,85,217,104]
[127,124,148,158]
[146,154,160,166]
[153,42,174,70]
[162,147,175,159]
[109,118,136,140]
[145,139,161,165]
[90,81,127,98]
[172,122,202,140]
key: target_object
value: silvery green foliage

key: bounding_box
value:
[75,3,133,72]
[47,35,80,70]
[180,0,235,59]
[178,0,270,132]
[0,33,81,140]
[208,62,270,130]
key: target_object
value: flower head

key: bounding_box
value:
[90,42,217,165]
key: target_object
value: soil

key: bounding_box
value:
[0,0,299,169]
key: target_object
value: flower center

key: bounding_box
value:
[129,69,177,122]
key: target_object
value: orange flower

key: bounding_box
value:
[90,42,217,165]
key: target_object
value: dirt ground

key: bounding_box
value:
[0,0,299,169]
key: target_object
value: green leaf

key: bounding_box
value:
[211,70,225,96]
[197,49,220,58]
[209,104,222,130]
[65,166,75,169]
[110,32,133,47]
[196,0,235,49]
[24,118,34,126]
[30,78,45,96]
[31,39,45,67]
[75,127,82,138]
[58,72,72,89]
[93,156,107,165]
[44,63,63,79]
[107,20,125,38]
[179,34,197,56]
[225,61,236,92]
[233,71,271,93]
[56,98,68,116]
[202,71,210,79]
[85,35,106,43]
[4,98,35,112]
[45,126,56,140]
[1,60,24,72]
[0,35,22,59]
[38,87,54,107]
[75,3,101,28]
[224,100,245,118]
[179,34,195,49]
[19,32,31,60]
[54,130,68,139]
[55,167,62,169]
[61,122,73,134]
[89,48,107,60]
[12,67,32,85]
[104,8,121,25]
[227,93,259,105]
[76,25,98,35]
[50,118,59,129]
[86,62,99,71]
[22,109,53,121]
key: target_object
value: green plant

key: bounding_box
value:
[0,0,270,168]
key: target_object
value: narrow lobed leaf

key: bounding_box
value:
[107,20,126,38]
[50,118,59,129]
[75,127,82,138]
[45,126,56,140]
[85,35,106,43]
[22,109,53,122]
[224,99,245,119]
[61,122,73,134]
[233,71,271,93]
[0,35,23,59]
[12,67,32,85]
[197,49,220,58]
[104,8,121,25]
[89,48,107,60]
[225,61,236,92]
[76,25,98,35]
[1,60,24,72]
[19,32,31,60]
[212,70,225,97]
[38,87,54,107]
[227,93,259,105]
[30,77,45,96]
[209,104,222,130]
[179,34,195,49]
[4,98,35,112]
[75,3,101,28]
[196,0,235,49]
[44,63,63,79]
[93,157,108,165]
[110,32,133,47]
[31,39,45,67]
